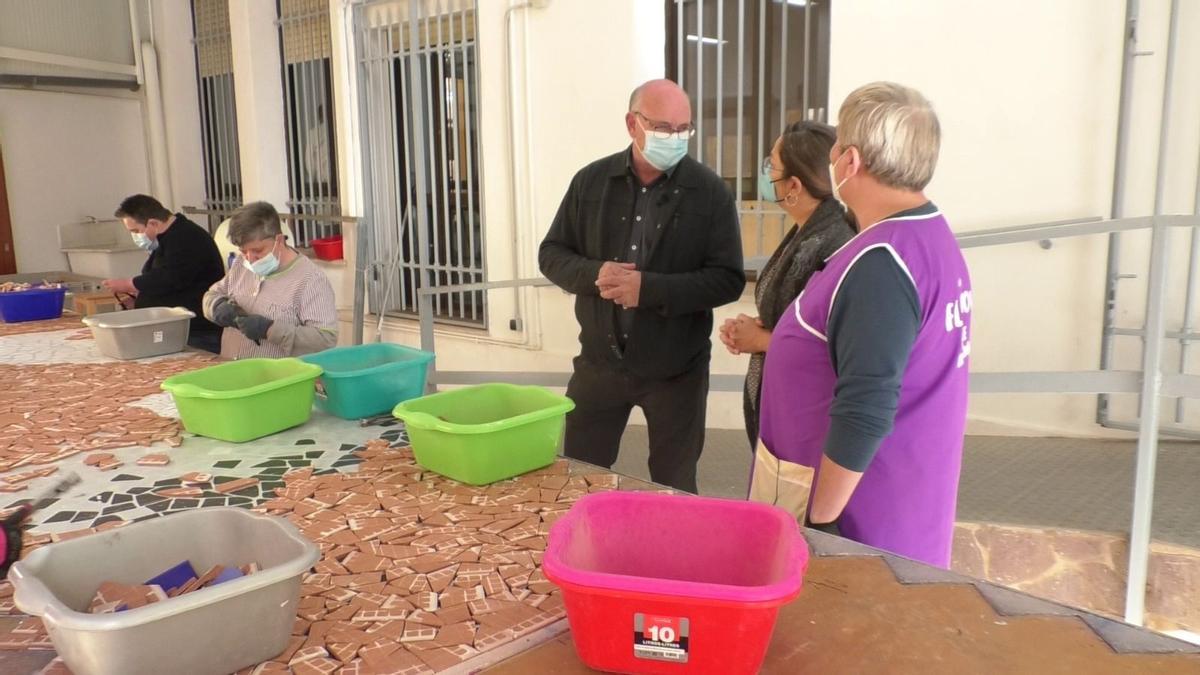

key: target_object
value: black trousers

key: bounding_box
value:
[563,357,709,493]
[187,329,222,354]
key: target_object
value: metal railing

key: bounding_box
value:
[278,0,341,248]
[191,0,243,228]
[353,0,487,327]
[668,0,831,261]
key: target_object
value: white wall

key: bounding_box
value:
[830,0,1200,436]
[0,89,151,273]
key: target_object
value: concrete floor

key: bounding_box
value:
[612,426,1200,548]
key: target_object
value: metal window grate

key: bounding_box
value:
[667,0,832,267]
[278,0,340,248]
[354,0,486,326]
[191,0,242,230]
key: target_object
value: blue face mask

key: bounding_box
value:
[131,232,158,251]
[759,162,783,203]
[243,239,281,277]
[637,120,689,172]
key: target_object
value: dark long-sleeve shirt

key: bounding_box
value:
[539,149,745,379]
[133,213,226,335]
[822,204,931,471]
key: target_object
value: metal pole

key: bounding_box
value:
[504,3,530,330]
[696,0,704,164]
[715,0,723,177]
[387,24,409,316]
[462,6,481,323]
[423,9,442,319]
[351,6,369,345]
[735,0,744,204]
[435,3,454,320]
[1098,0,1141,426]
[448,4,465,321]
[802,0,811,118]
[676,0,684,88]
[281,16,301,241]
[408,0,434,332]
[755,0,765,257]
[1176,100,1200,422]
[418,290,436,390]
[1124,0,1180,627]
[777,0,787,130]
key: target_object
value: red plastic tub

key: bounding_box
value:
[311,235,344,261]
[543,491,808,674]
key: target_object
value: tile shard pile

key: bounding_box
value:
[0,439,633,674]
[0,357,215,474]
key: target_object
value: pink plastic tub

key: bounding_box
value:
[543,491,808,674]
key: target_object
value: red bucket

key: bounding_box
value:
[543,491,808,674]
[311,235,344,261]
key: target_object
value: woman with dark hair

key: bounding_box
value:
[720,121,855,447]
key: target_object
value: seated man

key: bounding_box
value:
[103,194,226,353]
[202,201,338,359]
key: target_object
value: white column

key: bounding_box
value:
[150,0,206,209]
[228,0,289,210]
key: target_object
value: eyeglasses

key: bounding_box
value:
[761,156,781,176]
[634,111,696,139]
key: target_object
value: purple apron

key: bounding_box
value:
[758,209,972,567]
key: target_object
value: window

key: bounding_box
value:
[666,0,832,264]
[191,0,243,230]
[278,0,340,248]
[354,0,485,326]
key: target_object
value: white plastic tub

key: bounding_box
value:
[58,220,148,279]
[64,249,148,279]
[83,307,195,360]
[9,508,319,675]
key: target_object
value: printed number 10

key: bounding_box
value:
[648,626,676,643]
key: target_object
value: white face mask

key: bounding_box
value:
[829,150,850,207]
[243,239,281,277]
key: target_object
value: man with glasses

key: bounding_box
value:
[539,79,745,493]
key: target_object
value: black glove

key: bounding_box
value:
[210,297,241,328]
[235,314,274,344]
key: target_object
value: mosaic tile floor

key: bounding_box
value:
[0,321,585,674]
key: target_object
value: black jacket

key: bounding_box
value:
[539,150,746,379]
[133,213,226,334]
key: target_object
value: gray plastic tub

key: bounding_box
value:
[83,307,195,360]
[9,507,319,675]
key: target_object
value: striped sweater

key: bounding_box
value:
[202,253,338,360]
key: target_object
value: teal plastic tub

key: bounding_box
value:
[160,358,323,443]
[393,384,575,485]
[300,343,434,419]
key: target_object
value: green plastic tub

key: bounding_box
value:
[393,384,575,485]
[160,358,323,443]
[300,343,434,419]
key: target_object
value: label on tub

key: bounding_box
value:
[153,330,164,343]
[633,613,689,663]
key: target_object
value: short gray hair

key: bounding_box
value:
[228,201,282,247]
[837,82,940,191]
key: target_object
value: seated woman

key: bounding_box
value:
[719,121,854,447]
[202,201,338,359]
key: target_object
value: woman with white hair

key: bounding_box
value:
[752,82,972,568]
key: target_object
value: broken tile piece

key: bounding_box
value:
[136,454,171,467]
